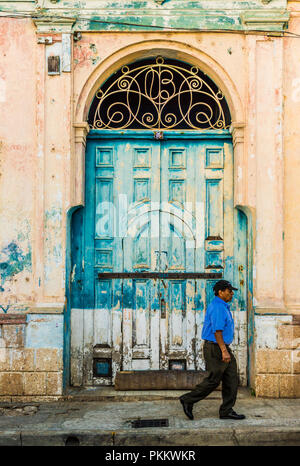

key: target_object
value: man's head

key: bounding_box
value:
[213,280,238,303]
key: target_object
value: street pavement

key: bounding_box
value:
[0,387,300,446]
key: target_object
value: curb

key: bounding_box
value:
[1,426,300,446]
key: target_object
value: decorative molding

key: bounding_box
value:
[1,2,290,33]
[74,122,90,146]
[285,304,300,316]
[241,10,290,33]
[230,121,245,147]
[33,16,76,34]
[254,307,288,315]
[0,303,65,317]
[0,314,27,324]
[28,303,65,314]
[72,122,89,207]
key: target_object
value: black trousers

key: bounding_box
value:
[180,340,238,416]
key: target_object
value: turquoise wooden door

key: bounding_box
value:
[70,131,239,386]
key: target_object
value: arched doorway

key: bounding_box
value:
[69,56,248,387]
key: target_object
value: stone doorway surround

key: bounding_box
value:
[71,37,292,396]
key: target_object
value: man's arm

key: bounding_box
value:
[214,330,231,363]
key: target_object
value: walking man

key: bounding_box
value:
[179,280,245,420]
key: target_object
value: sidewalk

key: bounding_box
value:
[0,387,300,446]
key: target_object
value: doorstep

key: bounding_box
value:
[62,385,250,402]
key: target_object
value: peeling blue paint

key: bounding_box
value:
[45,207,62,224]
[0,304,10,314]
[0,241,32,293]
[1,1,290,34]
[194,294,204,312]
[122,283,134,308]
[53,244,63,265]
[25,314,64,349]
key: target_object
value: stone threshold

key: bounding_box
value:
[62,386,250,402]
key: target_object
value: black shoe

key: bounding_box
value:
[180,398,194,420]
[220,409,245,420]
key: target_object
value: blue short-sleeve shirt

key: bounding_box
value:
[201,296,234,344]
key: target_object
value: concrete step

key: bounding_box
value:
[63,386,249,402]
[114,370,208,390]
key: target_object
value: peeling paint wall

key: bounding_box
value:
[0,19,35,309]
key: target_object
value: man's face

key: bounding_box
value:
[218,288,234,302]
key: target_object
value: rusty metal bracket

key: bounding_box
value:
[160,298,166,319]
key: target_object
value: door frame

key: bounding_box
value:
[66,128,249,387]
[87,129,232,140]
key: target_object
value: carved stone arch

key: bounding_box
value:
[75,39,244,124]
[73,39,245,207]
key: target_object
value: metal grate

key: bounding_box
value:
[131,419,169,428]
[88,56,231,131]
[93,358,112,377]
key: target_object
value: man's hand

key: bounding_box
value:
[221,348,231,363]
[214,330,231,363]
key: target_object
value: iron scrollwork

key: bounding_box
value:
[88,57,231,131]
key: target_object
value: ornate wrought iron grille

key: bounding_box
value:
[88,57,231,130]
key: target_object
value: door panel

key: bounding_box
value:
[160,140,195,370]
[70,134,247,386]
[119,140,160,371]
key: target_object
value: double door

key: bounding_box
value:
[71,132,237,386]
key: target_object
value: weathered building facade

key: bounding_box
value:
[0,0,300,400]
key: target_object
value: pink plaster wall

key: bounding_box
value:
[283,6,300,314]
[0,19,36,308]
